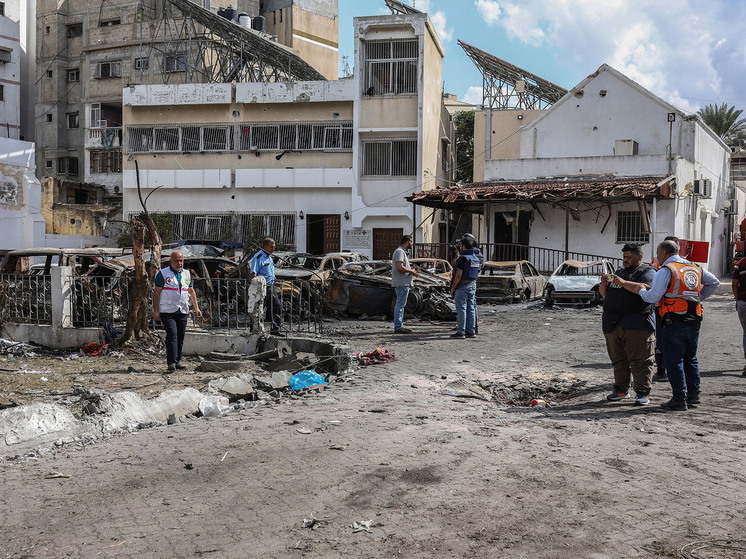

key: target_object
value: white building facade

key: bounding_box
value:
[0,13,21,140]
[0,137,45,249]
[480,65,734,273]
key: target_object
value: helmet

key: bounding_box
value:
[460,233,476,241]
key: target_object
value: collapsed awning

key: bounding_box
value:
[407,175,676,214]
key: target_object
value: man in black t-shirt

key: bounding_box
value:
[600,243,656,405]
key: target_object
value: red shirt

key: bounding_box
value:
[733,257,746,301]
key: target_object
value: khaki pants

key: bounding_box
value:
[604,327,655,395]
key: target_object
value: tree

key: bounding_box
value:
[697,103,746,149]
[454,110,474,184]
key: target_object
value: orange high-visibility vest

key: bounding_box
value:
[659,261,702,317]
[651,257,660,271]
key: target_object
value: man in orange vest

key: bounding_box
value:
[614,240,719,411]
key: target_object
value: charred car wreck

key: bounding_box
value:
[323,260,456,320]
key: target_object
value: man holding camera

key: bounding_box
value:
[600,244,656,405]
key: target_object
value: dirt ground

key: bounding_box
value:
[1,281,746,558]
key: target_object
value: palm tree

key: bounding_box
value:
[697,103,746,149]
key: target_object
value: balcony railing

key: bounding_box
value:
[86,127,122,149]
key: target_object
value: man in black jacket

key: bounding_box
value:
[600,243,657,405]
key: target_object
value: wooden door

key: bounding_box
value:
[324,214,340,253]
[373,228,403,260]
[307,214,340,254]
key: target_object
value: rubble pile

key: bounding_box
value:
[487,374,588,407]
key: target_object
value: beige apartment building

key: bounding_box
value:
[122,11,453,257]
[34,0,337,213]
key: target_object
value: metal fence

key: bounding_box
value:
[414,243,623,274]
[71,276,131,328]
[0,274,52,325]
[268,279,324,335]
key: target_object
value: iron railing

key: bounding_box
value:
[268,279,324,335]
[0,274,53,325]
[414,243,623,274]
[71,276,131,327]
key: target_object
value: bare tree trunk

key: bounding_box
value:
[116,160,163,346]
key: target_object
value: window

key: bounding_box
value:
[46,114,52,122]
[99,19,121,26]
[67,157,79,176]
[165,53,186,73]
[90,150,122,174]
[57,157,67,173]
[46,26,50,34]
[90,103,101,127]
[127,127,153,152]
[362,138,417,176]
[66,24,83,38]
[0,3,4,17]
[66,69,79,82]
[67,113,79,129]
[46,70,53,78]
[363,39,418,96]
[46,160,53,169]
[154,128,179,151]
[616,211,649,243]
[134,57,149,70]
[203,127,231,151]
[95,61,121,79]
[0,49,10,64]
[0,85,3,101]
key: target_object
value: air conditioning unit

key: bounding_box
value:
[614,139,638,156]
[692,179,712,198]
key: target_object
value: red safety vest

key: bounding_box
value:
[658,261,702,317]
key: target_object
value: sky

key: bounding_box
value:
[337,0,746,115]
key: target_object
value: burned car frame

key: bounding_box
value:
[543,259,615,307]
[477,260,547,303]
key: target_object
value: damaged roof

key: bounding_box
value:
[408,175,675,213]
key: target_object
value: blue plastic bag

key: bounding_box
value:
[288,370,328,390]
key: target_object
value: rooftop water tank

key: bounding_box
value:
[251,15,266,32]
[238,12,250,28]
[223,6,238,22]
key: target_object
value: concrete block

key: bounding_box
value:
[208,374,255,400]
[198,361,248,372]
[253,370,292,391]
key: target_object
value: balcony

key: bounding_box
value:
[85,127,122,150]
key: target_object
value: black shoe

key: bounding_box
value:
[654,369,668,382]
[450,332,465,339]
[394,328,413,334]
[686,393,701,406]
[465,332,476,338]
[175,363,187,370]
[660,398,687,411]
[166,363,176,373]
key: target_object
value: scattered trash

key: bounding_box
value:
[302,516,322,530]
[40,377,48,382]
[329,444,346,451]
[351,520,373,533]
[288,370,328,390]
[357,347,397,366]
[184,462,194,470]
[80,343,110,357]
[441,379,492,401]
[530,399,547,407]
[221,451,228,462]
[44,472,71,479]
[296,428,312,435]
[198,396,232,418]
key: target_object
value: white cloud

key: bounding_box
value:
[463,86,484,105]
[430,11,453,42]
[470,0,746,112]
[475,0,501,25]
[414,0,432,12]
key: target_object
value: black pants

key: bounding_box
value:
[655,309,665,372]
[161,311,188,366]
[265,286,282,333]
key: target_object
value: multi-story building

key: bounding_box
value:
[34,0,337,207]
[121,11,452,257]
[0,7,21,140]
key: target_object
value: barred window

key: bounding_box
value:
[90,150,122,174]
[126,121,353,154]
[362,138,417,177]
[616,211,649,243]
[134,57,149,70]
[363,39,418,96]
[66,24,83,38]
[96,61,121,79]
[66,68,80,82]
[165,53,186,73]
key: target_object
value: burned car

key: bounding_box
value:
[543,259,614,307]
[274,252,369,287]
[323,260,456,319]
[410,258,454,279]
[477,260,546,303]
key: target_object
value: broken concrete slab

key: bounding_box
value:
[0,402,83,446]
[207,374,255,400]
[253,371,292,391]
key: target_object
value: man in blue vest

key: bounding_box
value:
[249,237,283,336]
[450,237,480,339]
[600,243,656,405]
[153,250,202,372]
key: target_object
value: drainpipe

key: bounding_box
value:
[564,207,569,258]
[651,197,657,262]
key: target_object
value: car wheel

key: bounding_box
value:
[520,289,530,302]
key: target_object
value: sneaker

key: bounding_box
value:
[175,363,187,370]
[450,332,465,339]
[606,390,629,401]
[465,332,476,338]
[660,398,687,411]
[394,327,413,334]
[634,394,650,406]
[654,369,668,382]
[686,393,701,406]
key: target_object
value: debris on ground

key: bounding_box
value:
[287,370,327,390]
[302,516,322,530]
[44,472,71,479]
[80,343,110,357]
[356,347,396,366]
[441,379,492,401]
[350,520,374,533]
[198,396,232,418]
